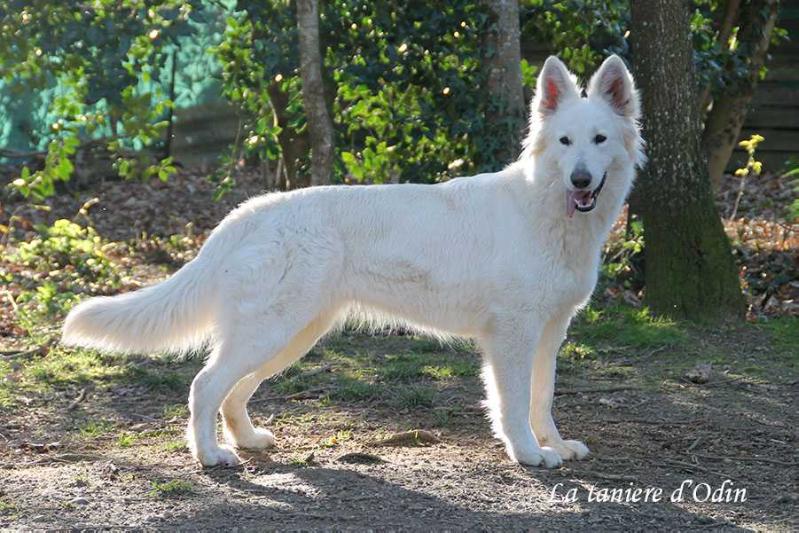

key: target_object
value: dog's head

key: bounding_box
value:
[521,55,645,217]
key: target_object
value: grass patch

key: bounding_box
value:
[149,479,195,498]
[0,499,18,515]
[330,379,384,402]
[573,306,686,349]
[162,439,188,453]
[78,419,115,439]
[377,352,478,382]
[0,359,15,409]
[392,385,436,409]
[761,317,799,356]
[162,403,189,419]
[116,432,138,448]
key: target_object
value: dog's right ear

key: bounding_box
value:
[534,56,580,115]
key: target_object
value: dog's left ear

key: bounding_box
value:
[587,55,640,120]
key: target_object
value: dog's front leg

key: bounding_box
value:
[480,320,562,468]
[530,312,590,461]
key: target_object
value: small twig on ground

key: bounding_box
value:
[597,418,695,426]
[686,436,704,453]
[663,458,740,481]
[128,413,159,422]
[690,452,797,467]
[642,344,671,358]
[66,388,87,411]
[373,429,440,447]
[254,388,328,403]
[29,453,107,465]
[682,375,751,388]
[300,364,332,378]
[555,386,640,396]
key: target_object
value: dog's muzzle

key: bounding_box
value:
[566,172,606,218]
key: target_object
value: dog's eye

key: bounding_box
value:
[559,136,571,146]
[594,134,607,144]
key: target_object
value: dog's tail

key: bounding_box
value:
[62,254,216,354]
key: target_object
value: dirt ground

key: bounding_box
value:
[0,171,797,530]
[1,325,797,530]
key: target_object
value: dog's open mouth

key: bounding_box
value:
[566,173,607,218]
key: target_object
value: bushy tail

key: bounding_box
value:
[62,257,215,354]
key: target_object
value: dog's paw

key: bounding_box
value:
[231,428,276,450]
[510,446,563,468]
[548,439,590,461]
[197,444,242,468]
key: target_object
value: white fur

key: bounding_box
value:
[62,55,643,468]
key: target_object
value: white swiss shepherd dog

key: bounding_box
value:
[63,55,645,468]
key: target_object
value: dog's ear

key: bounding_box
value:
[588,55,640,119]
[534,56,579,115]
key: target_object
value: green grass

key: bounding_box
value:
[392,385,436,409]
[761,317,799,355]
[149,479,195,498]
[162,439,188,453]
[377,352,478,381]
[78,419,115,438]
[572,306,686,349]
[330,378,384,401]
[0,345,199,413]
[0,499,18,514]
[116,432,138,448]
[162,403,189,419]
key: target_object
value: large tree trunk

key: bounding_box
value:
[630,0,745,321]
[296,0,334,186]
[480,0,526,169]
[702,0,779,188]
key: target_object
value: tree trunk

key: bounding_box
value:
[630,0,745,321]
[297,0,334,186]
[702,0,779,188]
[480,0,526,169]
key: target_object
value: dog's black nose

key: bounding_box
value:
[570,169,592,189]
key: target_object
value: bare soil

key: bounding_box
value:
[1,327,797,530]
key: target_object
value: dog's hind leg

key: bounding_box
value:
[220,311,340,450]
[530,311,589,461]
[187,316,318,467]
[479,318,562,468]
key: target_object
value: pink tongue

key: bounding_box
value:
[566,190,592,218]
[566,191,577,218]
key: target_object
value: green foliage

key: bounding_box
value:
[1,0,194,198]
[782,158,799,223]
[601,218,644,289]
[7,219,121,332]
[3,0,783,198]
[520,0,784,99]
[521,0,629,75]
[215,0,497,186]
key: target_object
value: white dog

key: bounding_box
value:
[63,55,644,468]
